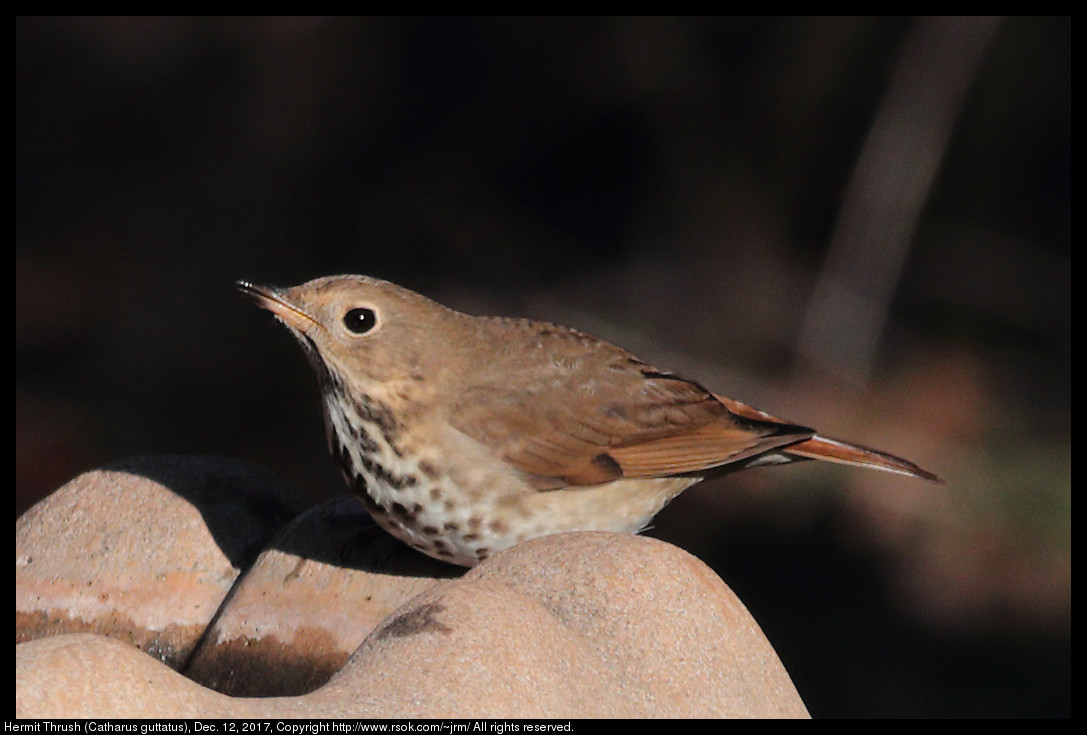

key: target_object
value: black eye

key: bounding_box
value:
[343,307,378,334]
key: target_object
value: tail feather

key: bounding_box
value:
[783,435,943,482]
[715,393,942,483]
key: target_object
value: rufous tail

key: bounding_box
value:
[782,435,942,482]
[715,394,942,483]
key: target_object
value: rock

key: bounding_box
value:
[309,532,810,718]
[185,496,459,696]
[15,456,305,668]
[15,457,809,718]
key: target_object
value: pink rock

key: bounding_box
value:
[15,457,809,718]
[186,496,458,696]
[15,456,305,668]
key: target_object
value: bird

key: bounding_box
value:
[239,274,940,566]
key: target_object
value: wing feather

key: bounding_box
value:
[451,370,813,487]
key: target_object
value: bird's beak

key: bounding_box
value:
[237,280,319,332]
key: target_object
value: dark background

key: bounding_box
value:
[16,17,1069,717]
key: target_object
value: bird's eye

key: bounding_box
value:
[343,307,378,335]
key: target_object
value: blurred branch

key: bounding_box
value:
[796,16,1001,385]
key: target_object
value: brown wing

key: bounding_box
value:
[451,368,814,489]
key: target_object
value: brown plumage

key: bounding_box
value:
[240,274,940,566]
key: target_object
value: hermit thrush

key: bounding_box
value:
[239,275,939,566]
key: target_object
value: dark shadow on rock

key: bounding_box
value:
[100,455,309,572]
